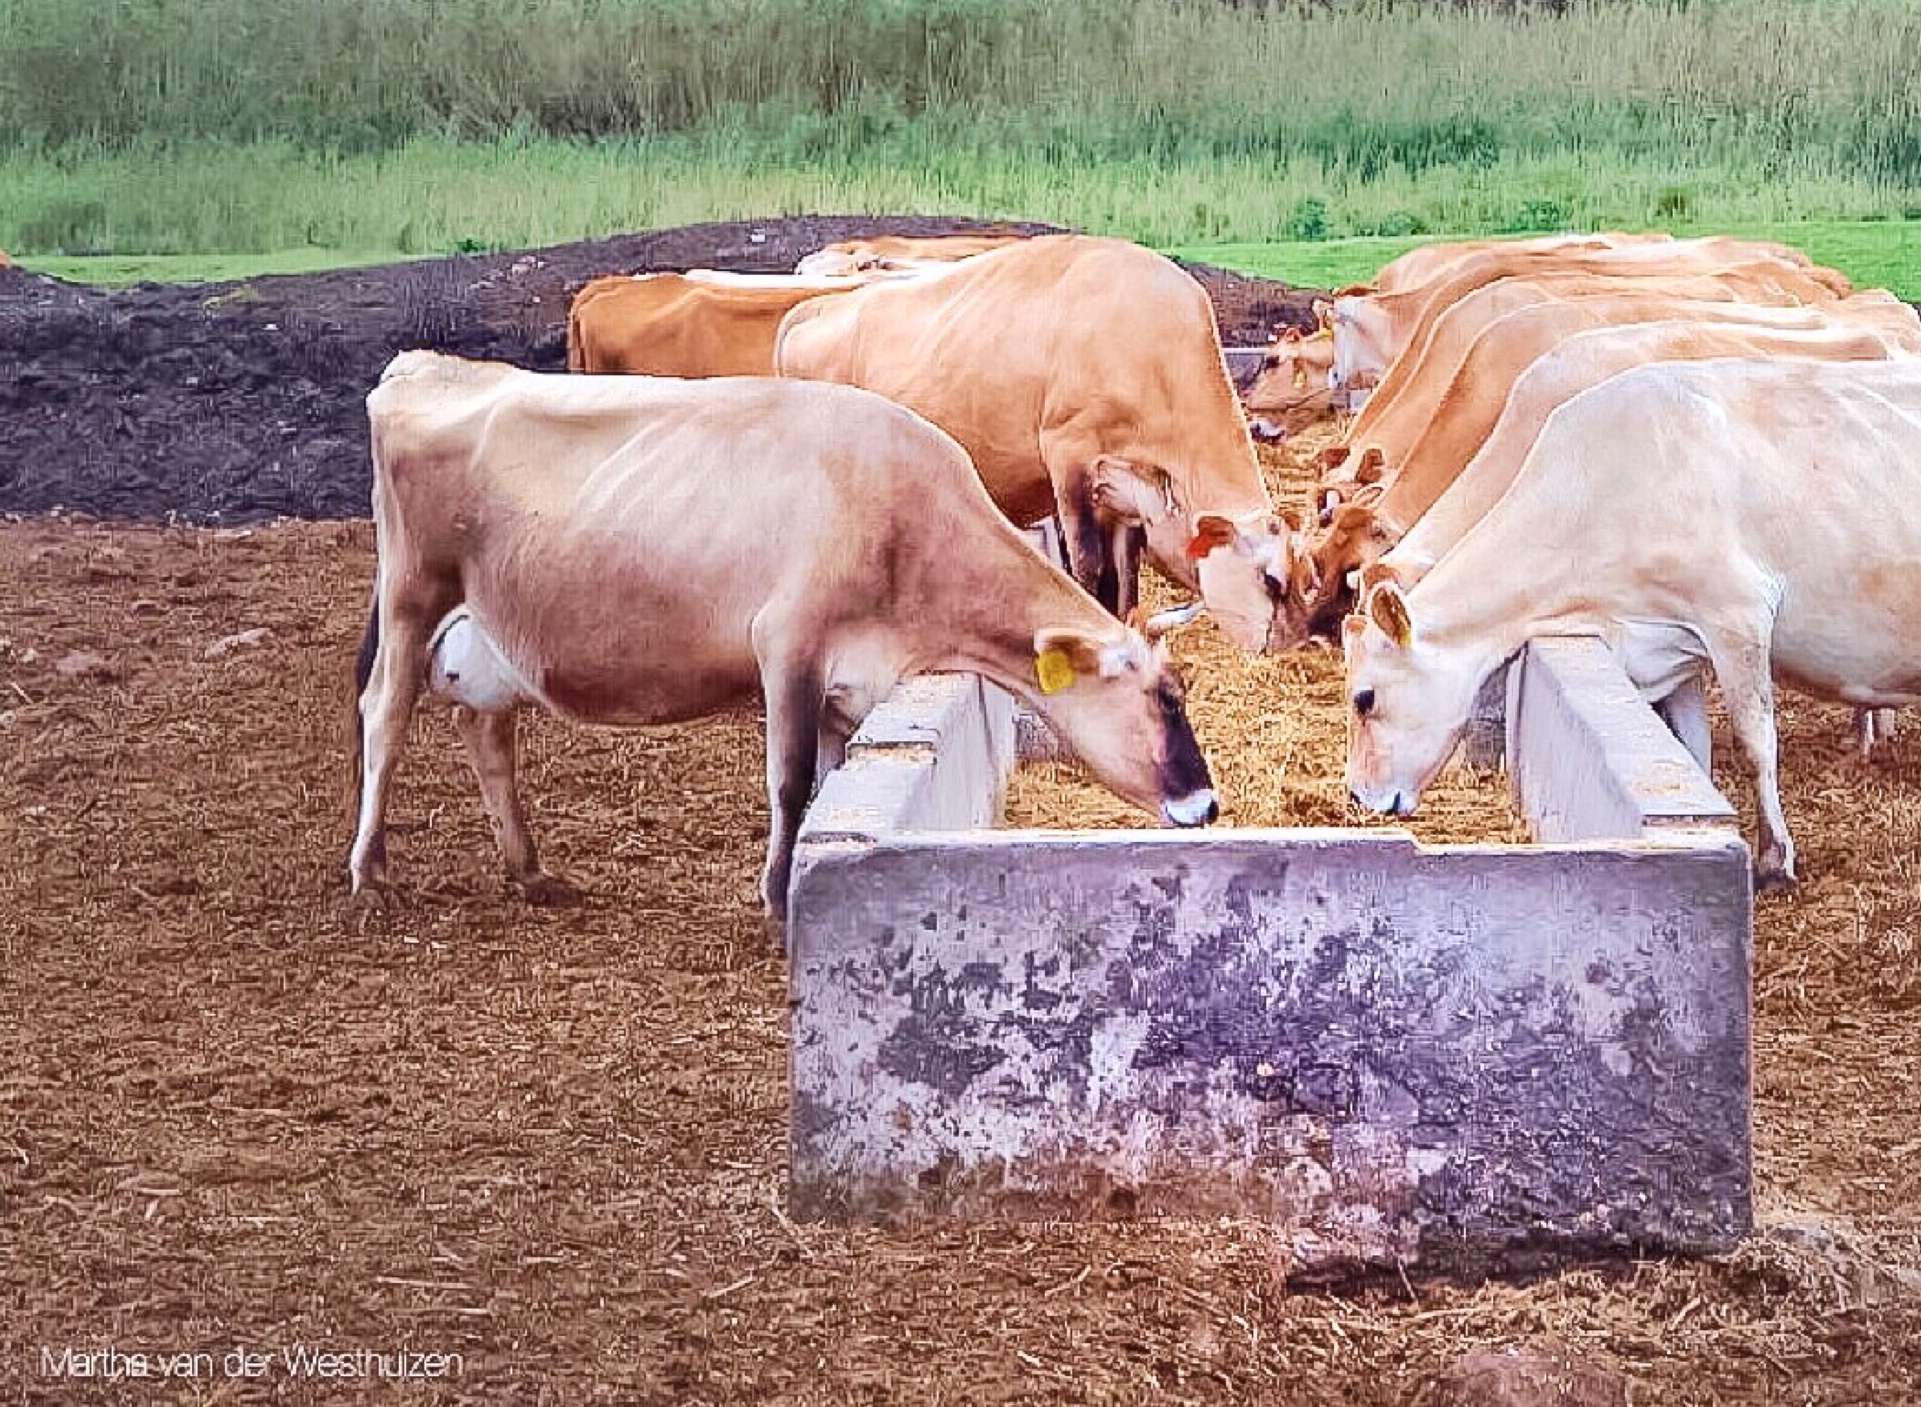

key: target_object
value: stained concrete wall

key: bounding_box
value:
[1507,637,1734,843]
[788,645,1752,1279]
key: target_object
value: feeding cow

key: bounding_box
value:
[348,353,1218,919]
[775,234,1308,649]
[1342,356,1921,891]
[1327,237,1848,397]
[1296,306,1914,633]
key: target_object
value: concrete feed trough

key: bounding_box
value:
[787,639,1752,1279]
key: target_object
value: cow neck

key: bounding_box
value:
[1410,498,1623,689]
[921,536,1111,714]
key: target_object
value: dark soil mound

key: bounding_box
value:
[0,216,1324,523]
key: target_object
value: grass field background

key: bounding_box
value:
[6,0,1921,297]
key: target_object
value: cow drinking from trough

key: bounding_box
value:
[348,353,1218,919]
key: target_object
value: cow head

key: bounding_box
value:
[1240,308,1339,441]
[1298,476,1397,639]
[1185,509,1322,652]
[1341,580,1482,816]
[1030,625,1218,827]
[1328,288,1388,400]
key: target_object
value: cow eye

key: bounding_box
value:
[1353,688,1376,718]
[1263,570,1284,602]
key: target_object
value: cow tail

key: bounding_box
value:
[566,294,586,373]
[345,583,379,817]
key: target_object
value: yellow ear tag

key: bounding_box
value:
[1292,366,1308,391]
[1035,648,1077,695]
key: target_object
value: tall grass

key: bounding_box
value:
[5,0,1921,254]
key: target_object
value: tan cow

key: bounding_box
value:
[1329,237,1848,394]
[566,271,875,377]
[775,234,1306,650]
[1304,317,1911,641]
[1321,265,1838,479]
[1343,356,1921,889]
[1243,238,1769,440]
[348,352,1218,917]
[1370,231,1675,293]
[1240,305,1339,443]
[1324,286,1913,520]
[795,233,1028,278]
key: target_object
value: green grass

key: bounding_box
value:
[7,0,1921,263]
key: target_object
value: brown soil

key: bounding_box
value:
[4,514,1921,1405]
[0,217,1323,523]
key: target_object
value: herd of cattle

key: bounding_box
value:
[347,228,1921,913]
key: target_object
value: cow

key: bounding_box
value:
[566,271,874,377]
[1369,231,1675,294]
[1240,304,1339,443]
[1342,356,1921,891]
[1309,297,1914,585]
[348,352,1219,919]
[1248,251,1808,442]
[1329,237,1849,395]
[1319,267,1835,486]
[795,233,1028,277]
[774,234,1306,650]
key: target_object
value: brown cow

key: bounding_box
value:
[1323,265,1833,481]
[1330,237,1847,393]
[348,353,1218,918]
[775,235,1305,650]
[1370,231,1674,294]
[566,271,877,377]
[1294,317,1910,643]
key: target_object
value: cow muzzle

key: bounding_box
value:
[1162,789,1220,827]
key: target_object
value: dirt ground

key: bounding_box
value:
[6,445,1921,1403]
[0,217,1320,523]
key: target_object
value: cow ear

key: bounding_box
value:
[1334,283,1378,299]
[1090,457,1174,525]
[1331,499,1377,534]
[1368,582,1415,648]
[1033,627,1108,692]
[1316,445,1352,475]
[1274,504,1303,534]
[1359,560,1403,595]
[1186,513,1239,562]
[1353,447,1388,485]
[1351,481,1387,509]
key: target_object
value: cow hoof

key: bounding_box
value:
[516,873,582,908]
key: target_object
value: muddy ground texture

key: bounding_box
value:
[4,220,1921,1403]
[0,215,1321,522]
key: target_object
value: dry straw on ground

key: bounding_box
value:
[3,492,1918,1404]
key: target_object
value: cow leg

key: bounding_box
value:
[348,609,432,895]
[451,705,578,906]
[1655,675,1712,773]
[1713,642,1794,890]
[755,640,826,923]
[1110,521,1145,620]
